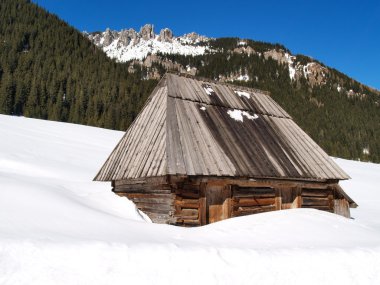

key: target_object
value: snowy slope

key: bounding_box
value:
[0,114,380,285]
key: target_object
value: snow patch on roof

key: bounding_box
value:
[243,111,259,120]
[227,109,258,122]
[203,86,214,96]
[234,90,251,99]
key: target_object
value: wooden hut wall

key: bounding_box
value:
[113,176,351,226]
[113,177,176,224]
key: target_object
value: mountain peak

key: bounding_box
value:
[139,24,155,40]
[85,24,210,61]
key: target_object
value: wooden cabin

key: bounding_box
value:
[94,73,357,226]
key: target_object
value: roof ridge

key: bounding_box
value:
[165,72,271,96]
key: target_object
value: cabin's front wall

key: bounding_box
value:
[112,176,351,226]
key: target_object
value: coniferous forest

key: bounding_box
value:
[0,0,379,162]
[0,0,157,130]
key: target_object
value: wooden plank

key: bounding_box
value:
[129,197,174,205]
[301,205,333,212]
[145,115,167,177]
[302,189,332,197]
[175,99,197,175]
[182,183,201,191]
[302,198,330,206]
[137,205,173,214]
[334,199,350,218]
[176,190,199,199]
[115,187,172,193]
[174,209,199,219]
[175,199,199,209]
[199,182,207,225]
[233,187,275,195]
[182,219,201,226]
[232,205,276,216]
[233,197,275,206]
[115,183,171,191]
[122,193,174,199]
[166,96,187,175]
[115,176,168,186]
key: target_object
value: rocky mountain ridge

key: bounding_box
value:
[84,24,210,62]
[85,24,379,100]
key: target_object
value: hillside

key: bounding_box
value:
[0,0,156,130]
[1,114,380,284]
[0,0,379,162]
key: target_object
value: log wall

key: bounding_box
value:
[113,177,176,224]
[301,188,334,213]
[173,180,203,226]
[231,186,277,217]
[113,176,351,226]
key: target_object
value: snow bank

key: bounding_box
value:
[0,115,379,285]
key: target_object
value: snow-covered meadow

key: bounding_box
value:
[0,114,379,285]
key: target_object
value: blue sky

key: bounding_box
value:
[33,0,380,90]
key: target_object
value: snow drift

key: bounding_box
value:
[0,115,379,285]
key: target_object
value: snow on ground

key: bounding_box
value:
[0,114,380,285]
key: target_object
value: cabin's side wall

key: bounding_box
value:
[113,176,351,226]
[113,177,176,224]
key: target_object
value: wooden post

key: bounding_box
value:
[275,188,282,210]
[199,182,207,225]
[295,186,302,208]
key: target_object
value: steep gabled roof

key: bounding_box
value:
[95,73,349,181]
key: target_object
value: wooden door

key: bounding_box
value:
[206,185,231,223]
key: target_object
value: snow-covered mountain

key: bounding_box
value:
[1,114,380,284]
[84,24,375,100]
[84,24,211,62]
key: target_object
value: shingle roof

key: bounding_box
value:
[94,73,350,181]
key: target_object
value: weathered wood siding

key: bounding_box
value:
[113,176,352,226]
[334,199,350,218]
[231,186,277,217]
[113,177,176,224]
[173,181,203,226]
[300,188,334,212]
